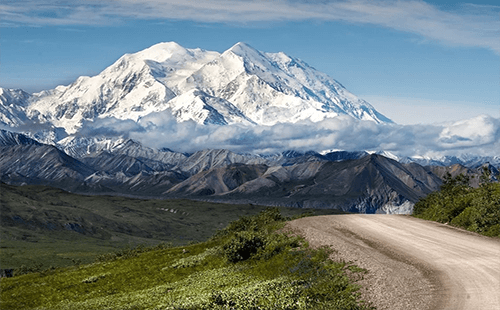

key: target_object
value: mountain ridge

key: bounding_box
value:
[1,129,498,214]
[0,42,392,136]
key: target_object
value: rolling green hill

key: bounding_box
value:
[0,182,344,270]
[0,203,369,310]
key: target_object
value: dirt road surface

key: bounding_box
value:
[287,215,500,310]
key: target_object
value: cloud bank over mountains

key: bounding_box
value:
[0,40,497,159]
[76,112,500,158]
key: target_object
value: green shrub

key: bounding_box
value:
[214,207,287,238]
[223,231,266,263]
[414,171,500,237]
[255,233,302,261]
[484,224,500,237]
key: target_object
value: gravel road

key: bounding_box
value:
[287,215,500,310]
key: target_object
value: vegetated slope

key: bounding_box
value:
[0,209,371,310]
[428,163,499,188]
[168,154,442,213]
[413,171,500,236]
[0,182,344,269]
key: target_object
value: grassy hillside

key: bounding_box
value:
[413,171,500,237]
[0,209,371,310]
[0,182,344,270]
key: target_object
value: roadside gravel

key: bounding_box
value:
[287,215,500,310]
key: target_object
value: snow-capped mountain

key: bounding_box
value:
[0,128,41,146]
[0,42,392,135]
[400,154,500,169]
[0,88,31,127]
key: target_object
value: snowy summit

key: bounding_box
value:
[0,42,392,134]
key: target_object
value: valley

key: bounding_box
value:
[0,182,343,270]
[1,1,498,307]
[2,186,498,309]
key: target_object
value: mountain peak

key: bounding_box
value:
[1,42,393,136]
[128,41,191,63]
[229,42,253,50]
[0,129,41,146]
[224,42,263,60]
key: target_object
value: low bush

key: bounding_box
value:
[223,231,266,263]
[213,207,288,238]
[221,230,302,263]
[413,169,500,237]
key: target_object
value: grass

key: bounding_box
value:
[0,208,372,310]
[0,182,345,270]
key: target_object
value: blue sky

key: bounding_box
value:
[1,0,499,125]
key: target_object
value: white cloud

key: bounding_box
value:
[77,111,500,158]
[361,95,500,125]
[2,0,500,54]
[439,115,499,147]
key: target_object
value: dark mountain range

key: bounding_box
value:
[0,129,496,214]
[0,129,41,146]
[0,134,95,190]
[167,155,442,213]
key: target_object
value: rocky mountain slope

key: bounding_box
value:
[167,155,442,213]
[0,129,449,214]
[2,129,498,213]
[0,135,95,190]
